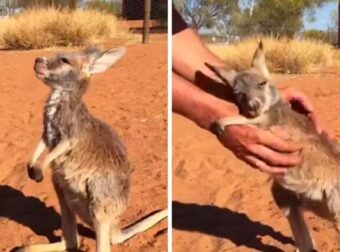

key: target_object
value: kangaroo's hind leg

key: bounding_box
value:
[326,187,340,249]
[12,204,75,252]
[59,197,79,249]
[271,182,316,252]
[12,205,76,251]
[12,183,78,252]
[92,208,112,252]
[53,178,79,250]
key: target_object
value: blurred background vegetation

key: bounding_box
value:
[173,0,339,74]
[0,0,167,20]
[173,0,338,44]
[0,0,167,49]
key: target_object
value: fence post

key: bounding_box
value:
[69,0,77,9]
[143,0,151,44]
[338,0,340,48]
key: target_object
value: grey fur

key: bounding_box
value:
[22,47,167,252]
[209,42,340,252]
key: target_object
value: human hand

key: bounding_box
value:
[217,125,301,175]
[280,87,335,139]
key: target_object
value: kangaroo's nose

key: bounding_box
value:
[248,99,261,111]
[35,57,47,64]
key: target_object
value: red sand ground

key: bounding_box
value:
[0,38,167,251]
[173,71,340,251]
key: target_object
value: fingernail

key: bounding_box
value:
[316,125,324,134]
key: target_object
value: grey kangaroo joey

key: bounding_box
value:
[206,41,340,252]
[21,47,167,252]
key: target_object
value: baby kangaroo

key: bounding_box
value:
[20,47,167,252]
[207,41,340,252]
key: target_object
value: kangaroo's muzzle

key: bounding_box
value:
[27,163,44,182]
[247,98,263,117]
[34,57,47,80]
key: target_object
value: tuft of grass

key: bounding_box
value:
[0,19,9,48]
[0,8,136,50]
[207,37,334,74]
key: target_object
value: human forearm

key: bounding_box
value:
[172,72,238,130]
[172,28,225,85]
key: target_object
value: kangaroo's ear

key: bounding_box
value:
[205,62,237,88]
[87,47,126,75]
[251,41,270,79]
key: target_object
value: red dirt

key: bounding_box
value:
[173,72,340,251]
[0,40,167,251]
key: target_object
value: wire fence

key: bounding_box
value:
[0,0,168,43]
[119,0,168,41]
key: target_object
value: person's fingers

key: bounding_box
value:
[292,92,314,113]
[256,129,301,153]
[284,88,328,135]
[243,155,288,175]
[307,112,337,140]
[282,87,314,113]
[285,89,332,136]
[307,113,323,134]
[326,132,338,141]
[248,144,301,167]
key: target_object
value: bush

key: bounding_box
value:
[0,19,9,48]
[303,30,329,42]
[0,8,135,50]
[207,37,334,74]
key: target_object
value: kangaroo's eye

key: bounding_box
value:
[258,81,267,87]
[60,57,71,65]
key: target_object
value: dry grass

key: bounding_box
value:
[207,37,334,74]
[0,19,9,48]
[0,9,136,50]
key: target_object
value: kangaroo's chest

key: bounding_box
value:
[43,90,64,149]
[43,90,83,149]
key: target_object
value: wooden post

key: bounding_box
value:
[69,0,77,9]
[143,0,151,44]
[338,0,340,48]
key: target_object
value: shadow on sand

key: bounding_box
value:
[173,201,294,252]
[0,185,94,247]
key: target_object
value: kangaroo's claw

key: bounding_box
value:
[27,163,44,182]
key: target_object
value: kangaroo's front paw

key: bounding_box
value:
[27,163,44,182]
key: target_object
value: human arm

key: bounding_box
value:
[173,72,301,175]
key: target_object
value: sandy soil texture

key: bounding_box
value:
[0,39,167,251]
[173,70,340,252]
